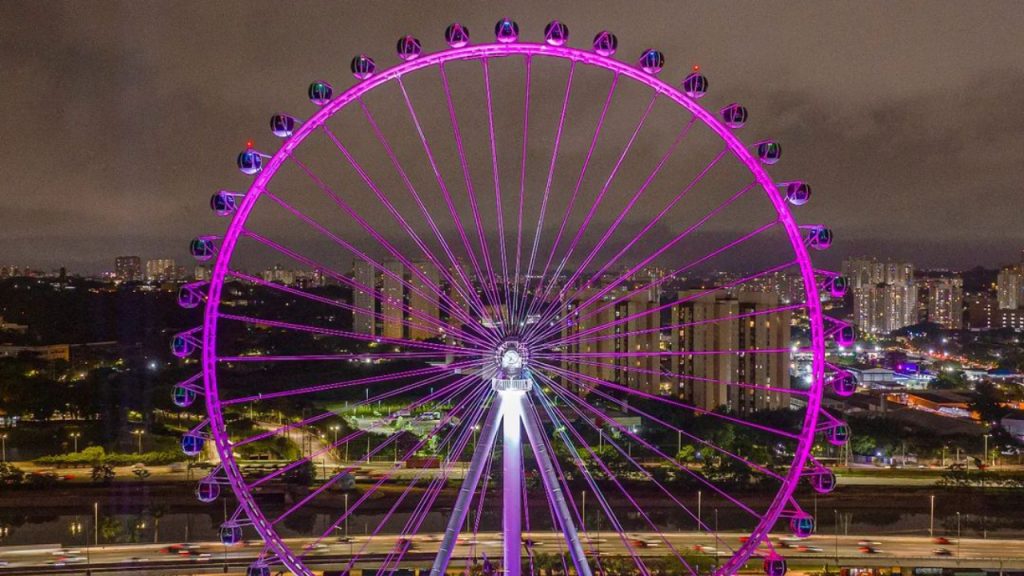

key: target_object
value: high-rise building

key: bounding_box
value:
[145,258,177,282]
[408,261,442,341]
[844,257,917,334]
[965,292,996,330]
[922,276,964,329]
[114,256,142,282]
[352,260,378,336]
[381,261,406,340]
[261,264,297,286]
[663,291,791,414]
[997,266,1024,310]
[560,289,660,394]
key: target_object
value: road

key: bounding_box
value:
[2,532,1024,574]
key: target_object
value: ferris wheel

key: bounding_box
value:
[172,17,856,576]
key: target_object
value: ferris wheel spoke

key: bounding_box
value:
[538,371,745,553]
[481,58,513,331]
[439,63,507,330]
[247,373,476,492]
[379,396,491,574]
[222,359,479,407]
[225,270,494,351]
[232,369,470,453]
[298,386,493,554]
[217,312,477,355]
[522,397,602,571]
[510,55,532,330]
[536,371,763,538]
[528,230,790,348]
[218,351,457,363]
[531,388,652,576]
[532,379,689,576]
[239,222,491,348]
[541,364,787,484]
[560,146,730,324]
[395,76,497,330]
[536,360,799,441]
[285,151,487,335]
[278,381,487,530]
[545,354,805,399]
[530,89,661,319]
[528,179,762,343]
[352,96,496,326]
[556,302,806,351]
[556,116,699,305]
[524,73,621,325]
[542,347,791,360]
[520,60,575,324]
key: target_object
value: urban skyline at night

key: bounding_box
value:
[2,3,1023,576]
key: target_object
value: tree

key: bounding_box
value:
[971,381,1009,423]
[92,463,115,484]
[930,370,969,391]
[0,462,24,486]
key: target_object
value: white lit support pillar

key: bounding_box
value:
[429,399,502,576]
[502,390,524,576]
[522,393,593,576]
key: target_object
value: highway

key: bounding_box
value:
[2,532,1024,574]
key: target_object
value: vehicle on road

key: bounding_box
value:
[797,545,823,553]
[858,546,882,554]
[934,548,954,556]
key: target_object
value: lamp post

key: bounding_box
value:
[581,489,587,534]
[956,511,961,559]
[132,429,145,454]
[330,425,339,453]
[833,509,839,564]
[983,434,991,468]
[1,433,7,462]
[93,502,99,546]
[70,432,80,453]
[714,508,719,569]
[697,490,702,532]
[929,494,935,538]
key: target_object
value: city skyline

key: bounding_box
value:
[2,4,1024,576]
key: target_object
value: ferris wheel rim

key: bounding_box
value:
[200,38,828,576]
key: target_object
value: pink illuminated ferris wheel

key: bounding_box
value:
[172,17,856,576]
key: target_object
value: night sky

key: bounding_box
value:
[2,1,1023,273]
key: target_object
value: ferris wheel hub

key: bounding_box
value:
[492,340,532,391]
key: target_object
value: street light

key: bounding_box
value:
[929,494,935,538]
[956,511,961,559]
[1,434,7,462]
[131,429,145,454]
[70,432,80,453]
[697,490,702,532]
[329,422,342,457]
[983,433,991,468]
[833,509,839,564]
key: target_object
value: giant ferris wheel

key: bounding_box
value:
[172,17,856,576]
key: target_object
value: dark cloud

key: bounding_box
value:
[1,1,1022,273]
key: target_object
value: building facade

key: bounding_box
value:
[844,257,918,334]
[922,276,964,329]
[114,256,141,282]
[663,291,791,414]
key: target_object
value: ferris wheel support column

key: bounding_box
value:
[430,398,502,576]
[522,392,593,576]
[502,390,525,576]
